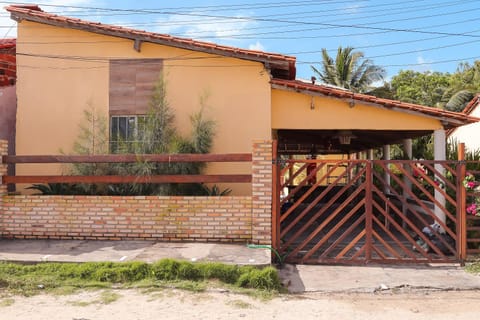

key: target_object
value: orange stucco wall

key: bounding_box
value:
[15,21,272,194]
[271,89,443,130]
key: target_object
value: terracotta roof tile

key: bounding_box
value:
[271,79,480,129]
[461,94,480,115]
[6,4,296,79]
[0,38,16,49]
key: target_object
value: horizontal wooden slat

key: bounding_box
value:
[3,174,252,184]
[3,153,252,164]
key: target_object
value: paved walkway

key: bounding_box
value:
[1,239,480,293]
[0,239,271,265]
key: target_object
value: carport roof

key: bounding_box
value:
[271,79,479,129]
[271,79,480,155]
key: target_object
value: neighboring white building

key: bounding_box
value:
[448,95,480,152]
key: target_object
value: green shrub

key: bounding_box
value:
[151,259,180,280]
[236,266,281,290]
[0,260,282,292]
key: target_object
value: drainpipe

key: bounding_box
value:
[433,129,447,232]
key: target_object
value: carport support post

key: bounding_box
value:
[367,149,374,160]
[434,129,447,231]
[402,139,413,227]
[383,145,391,193]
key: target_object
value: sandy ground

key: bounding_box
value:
[2,288,480,320]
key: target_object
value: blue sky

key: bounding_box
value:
[1,0,479,81]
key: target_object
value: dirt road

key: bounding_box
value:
[2,288,480,320]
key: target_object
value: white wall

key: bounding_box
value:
[450,105,480,152]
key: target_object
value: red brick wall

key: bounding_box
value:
[251,140,273,245]
[1,195,252,241]
[0,139,274,244]
[0,139,7,196]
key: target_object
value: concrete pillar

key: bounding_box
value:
[402,139,413,227]
[383,145,391,194]
[434,129,447,231]
[367,149,374,160]
[251,140,273,245]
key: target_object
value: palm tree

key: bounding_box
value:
[311,46,386,93]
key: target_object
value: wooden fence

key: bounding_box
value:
[2,153,253,185]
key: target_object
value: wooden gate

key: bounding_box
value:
[273,158,465,265]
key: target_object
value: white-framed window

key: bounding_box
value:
[110,115,146,152]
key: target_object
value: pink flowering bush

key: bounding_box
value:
[464,173,480,217]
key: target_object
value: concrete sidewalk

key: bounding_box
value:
[1,239,480,293]
[0,239,271,265]
[278,263,480,293]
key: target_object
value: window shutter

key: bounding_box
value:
[109,59,163,115]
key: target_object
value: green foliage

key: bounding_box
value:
[0,260,282,295]
[109,77,216,196]
[311,46,385,93]
[52,75,218,197]
[390,70,451,107]
[26,183,83,195]
[202,184,232,196]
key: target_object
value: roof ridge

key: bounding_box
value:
[6,4,296,79]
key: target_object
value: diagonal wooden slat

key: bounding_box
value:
[395,163,457,225]
[350,244,366,260]
[408,162,457,209]
[371,211,418,260]
[372,230,402,259]
[374,164,456,253]
[320,215,365,259]
[280,163,332,224]
[302,199,366,261]
[372,244,387,260]
[281,163,365,239]
[285,182,365,257]
[371,184,446,259]
[336,229,366,260]
[422,162,457,192]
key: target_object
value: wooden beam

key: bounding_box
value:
[3,153,252,164]
[133,38,142,52]
[457,142,467,262]
[3,174,252,184]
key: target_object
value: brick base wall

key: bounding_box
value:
[2,195,252,242]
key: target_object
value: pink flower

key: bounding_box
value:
[467,203,478,215]
[468,181,476,189]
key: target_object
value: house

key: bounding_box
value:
[448,94,480,153]
[0,38,16,182]
[7,5,477,192]
[2,5,479,264]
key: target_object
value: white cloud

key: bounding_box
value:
[248,41,265,52]
[150,11,257,45]
[415,55,433,72]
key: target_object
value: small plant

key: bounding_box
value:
[202,184,232,196]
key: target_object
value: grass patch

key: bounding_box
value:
[98,290,121,304]
[0,259,281,296]
[227,299,252,309]
[0,298,15,307]
[465,261,480,274]
[67,300,93,307]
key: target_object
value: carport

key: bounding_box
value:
[270,79,478,264]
